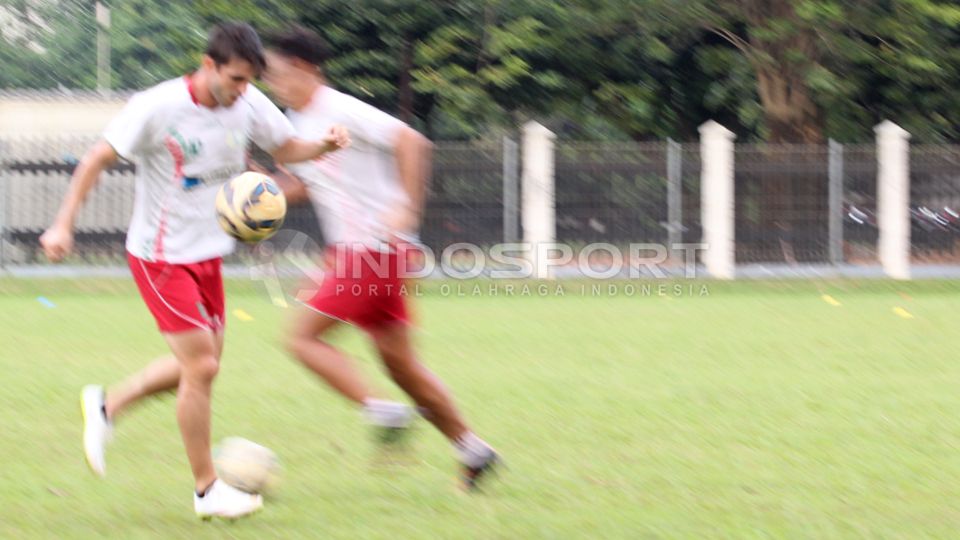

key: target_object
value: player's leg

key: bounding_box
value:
[163,327,260,518]
[103,355,180,420]
[101,256,222,490]
[369,323,465,438]
[166,258,261,517]
[92,284,226,430]
[285,307,370,403]
[285,304,413,434]
[162,328,219,491]
[84,254,260,517]
[186,261,260,518]
[81,357,179,476]
[81,256,188,476]
[78,330,230,488]
[369,322,499,489]
[287,248,415,439]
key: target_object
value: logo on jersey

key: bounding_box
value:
[164,128,205,190]
[182,176,202,190]
[167,128,203,160]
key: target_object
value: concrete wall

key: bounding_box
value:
[0,92,128,137]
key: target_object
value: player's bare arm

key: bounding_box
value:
[271,124,351,164]
[384,126,433,236]
[40,140,119,262]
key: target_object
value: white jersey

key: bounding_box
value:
[284,86,409,248]
[104,77,295,263]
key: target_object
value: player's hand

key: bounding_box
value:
[322,125,351,152]
[39,224,74,263]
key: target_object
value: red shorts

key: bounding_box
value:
[127,252,225,334]
[303,246,411,331]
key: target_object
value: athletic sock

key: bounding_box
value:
[363,398,411,428]
[454,432,494,468]
[196,480,215,498]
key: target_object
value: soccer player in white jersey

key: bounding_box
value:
[259,26,499,490]
[39,23,349,518]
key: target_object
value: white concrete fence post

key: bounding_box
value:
[522,121,557,279]
[699,120,736,280]
[875,120,911,280]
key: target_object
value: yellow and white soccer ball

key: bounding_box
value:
[213,437,282,495]
[215,171,287,243]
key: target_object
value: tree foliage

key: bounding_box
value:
[3,0,960,142]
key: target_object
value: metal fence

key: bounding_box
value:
[2,135,133,265]
[910,145,960,262]
[554,142,669,246]
[6,135,960,270]
[680,142,702,247]
[0,137,516,266]
[843,144,878,264]
[734,145,831,264]
[729,142,960,265]
[421,140,510,252]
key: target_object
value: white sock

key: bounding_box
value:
[454,432,494,468]
[363,399,412,428]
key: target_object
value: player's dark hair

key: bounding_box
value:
[264,25,330,69]
[206,22,266,75]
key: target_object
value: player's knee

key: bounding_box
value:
[184,355,219,383]
[286,322,336,354]
[284,331,309,356]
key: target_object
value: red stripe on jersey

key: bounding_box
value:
[163,136,186,178]
[157,135,187,261]
[153,209,170,262]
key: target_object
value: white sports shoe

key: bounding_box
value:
[194,479,263,520]
[80,385,113,476]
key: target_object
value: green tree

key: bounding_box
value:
[6,0,960,143]
[639,0,960,142]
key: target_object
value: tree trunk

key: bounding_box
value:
[755,67,824,144]
[753,65,824,261]
[750,64,825,262]
[745,0,824,144]
[398,37,415,124]
[740,0,826,262]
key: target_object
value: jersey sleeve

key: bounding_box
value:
[103,92,157,160]
[246,87,296,152]
[340,96,407,151]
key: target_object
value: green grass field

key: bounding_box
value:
[2,278,960,539]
